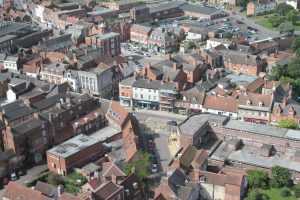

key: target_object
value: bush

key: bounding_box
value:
[25,172,48,187]
[67,172,87,186]
[246,169,269,189]
[65,183,81,195]
[294,184,300,198]
[280,189,291,197]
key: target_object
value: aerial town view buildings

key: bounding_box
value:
[0,0,300,199]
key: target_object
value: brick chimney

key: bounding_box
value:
[165,53,171,60]
[111,174,117,184]
[173,63,177,70]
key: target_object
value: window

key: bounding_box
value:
[148,95,151,99]
[52,163,56,168]
[247,100,251,106]
[258,101,263,107]
[121,92,124,96]
[141,94,143,99]
[148,89,151,92]
[135,94,138,98]
[154,96,156,100]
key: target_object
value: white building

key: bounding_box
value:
[206,38,231,49]
[286,0,299,10]
[186,28,208,42]
[132,79,160,109]
[4,56,19,72]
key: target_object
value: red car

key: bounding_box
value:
[148,140,155,148]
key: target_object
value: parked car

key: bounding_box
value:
[147,134,154,140]
[167,121,177,126]
[149,148,155,155]
[148,140,155,148]
[18,168,26,176]
[3,177,9,185]
[151,164,158,174]
[10,171,18,181]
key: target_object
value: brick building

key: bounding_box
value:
[85,32,121,57]
[130,4,150,23]
[47,134,104,176]
[247,0,276,16]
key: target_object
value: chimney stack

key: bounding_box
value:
[165,54,171,60]
[173,63,177,70]
[111,174,117,184]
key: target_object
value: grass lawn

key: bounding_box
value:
[248,14,300,31]
[256,187,297,200]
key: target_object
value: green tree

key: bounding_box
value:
[278,119,297,129]
[268,15,282,27]
[292,37,300,57]
[268,64,285,81]
[65,183,80,195]
[275,3,294,17]
[124,151,151,180]
[246,169,269,189]
[178,33,186,43]
[187,41,196,49]
[279,22,295,35]
[286,10,299,25]
[286,57,300,78]
[294,184,300,198]
[270,166,292,188]
[239,0,249,8]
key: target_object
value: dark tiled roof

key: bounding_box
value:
[34,181,56,197]
[180,4,220,15]
[12,118,45,135]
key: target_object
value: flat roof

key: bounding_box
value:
[224,120,287,138]
[90,32,120,40]
[285,129,300,141]
[87,8,116,16]
[89,125,121,142]
[228,145,300,172]
[0,35,16,43]
[47,134,100,158]
[178,114,228,136]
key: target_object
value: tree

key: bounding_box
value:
[270,166,292,188]
[286,10,299,25]
[246,169,269,189]
[286,57,300,79]
[268,64,285,81]
[291,37,300,57]
[275,3,294,17]
[279,22,295,35]
[278,119,297,129]
[239,0,249,8]
[268,15,282,27]
[124,151,151,180]
[187,41,196,49]
[178,33,186,43]
[294,184,300,198]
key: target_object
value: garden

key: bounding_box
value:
[25,171,87,196]
[245,166,299,200]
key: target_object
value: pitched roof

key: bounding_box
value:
[239,92,272,108]
[101,161,126,178]
[3,182,52,200]
[57,192,82,200]
[34,181,56,197]
[246,77,265,93]
[84,177,103,191]
[203,96,238,113]
[179,145,198,170]
[107,100,129,127]
[119,172,143,199]
[94,181,120,199]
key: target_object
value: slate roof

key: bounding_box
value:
[119,172,143,200]
[133,79,177,91]
[41,34,72,51]
[34,181,56,197]
[12,118,45,135]
[180,4,221,15]
[149,2,185,13]
[31,93,67,111]
[273,102,300,117]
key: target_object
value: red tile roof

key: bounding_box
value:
[3,182,52,200]
[203,96,238,113]
[246,77,264,93]
[57,192,82,200]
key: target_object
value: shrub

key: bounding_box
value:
[25,172,48,187]
[280,189,291,197]
[67,172,87,186]
[294,184,300,198]
[65,183,81,195]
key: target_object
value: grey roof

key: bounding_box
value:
[82,163,101,173]
[220,50,266,66]
[119,77,135,86]
[12,118,45,135]
[90,32,120,41]
[34,181,56,197]
[87,8,116,16]
[4,106,35,122]
[89,125,121,142]
[41,34,72,51]
[285,129,300,141]
[31,93,67,111]
[180,4,221,15]
[177,185,193,200]
[167,169,187,195]
[0,21,30,37]
[47,134,100,158]
[273,103,300,117]
[150,2,186,13]
[133,79,178,91]
[0,99,25,113]
[224,119,287,138]
[131,4,148,10]
[0,35,16,43]
[178,114,229,136]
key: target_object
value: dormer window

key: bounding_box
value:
[258,101,264,107]
[183,96,187,101]
[247,100,251,106]
[193,97,197,102]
